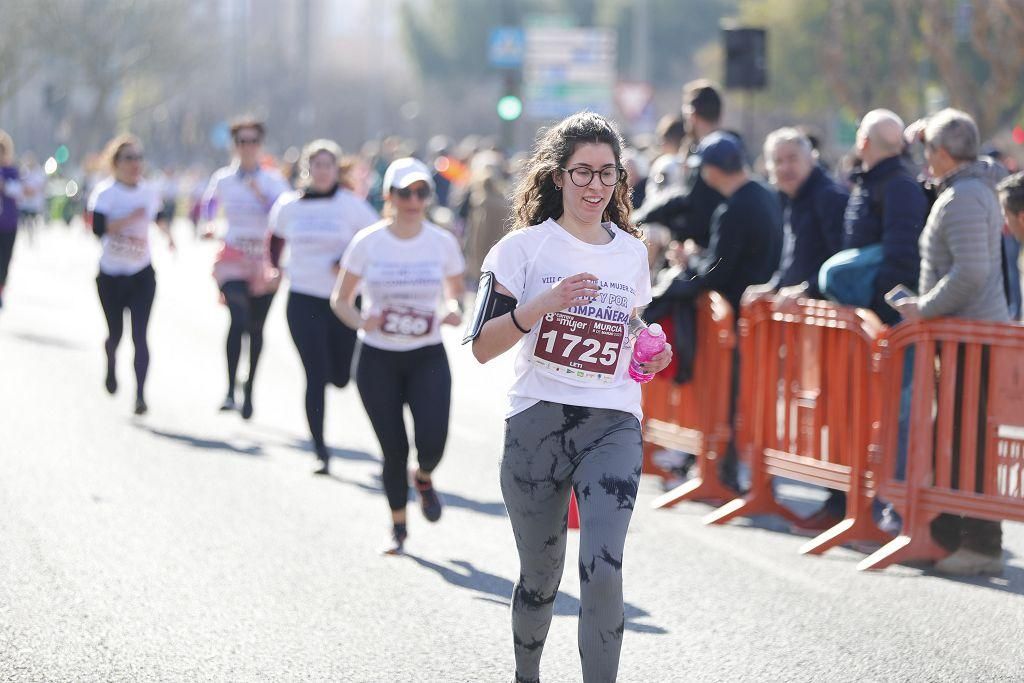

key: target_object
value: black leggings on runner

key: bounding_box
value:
[96,265,156,399]
[286,291,357,454]
[356,343,451,510]
[500,400,643,683]
[220,280,274,398]
[0,230,16,292]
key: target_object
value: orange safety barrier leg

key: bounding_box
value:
[702,480,802,526]
[650,465,739,510]
[799,515,895,556]
[856,524,950,571]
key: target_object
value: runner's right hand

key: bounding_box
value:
[535,272,601,314]
[360,314,383,333]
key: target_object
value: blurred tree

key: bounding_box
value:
[916,0,1024,136]
[0,2,46,111]
[735,0,1024,137]
[36,0,212,154]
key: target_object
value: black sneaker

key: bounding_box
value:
[240,382,253,420]
[312,445,330,475]
[381,523,407,555]
[134,397,148,416]
[105,364,117,395]
[414,477,443,522]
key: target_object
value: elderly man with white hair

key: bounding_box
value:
[761,127,848,297]
[817,109,930,325]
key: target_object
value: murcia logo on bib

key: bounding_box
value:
[531,311,624,384]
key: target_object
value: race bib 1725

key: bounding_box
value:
[531,312,624,383]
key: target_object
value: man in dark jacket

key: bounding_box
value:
[633,80,727,248]
[763,127,848,297]
[646,131,783,491]
[818,109,929,324]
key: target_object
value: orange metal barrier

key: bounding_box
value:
[644,292,738,508]
[704,298,895,554]
[859,319,1024,571]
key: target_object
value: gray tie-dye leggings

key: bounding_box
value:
[500,400,643,683]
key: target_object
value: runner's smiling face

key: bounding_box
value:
[557,142,617,227]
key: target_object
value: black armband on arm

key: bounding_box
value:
[91,212,107,238]
[462,271,517,345]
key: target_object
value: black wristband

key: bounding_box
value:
[509,308,531,334]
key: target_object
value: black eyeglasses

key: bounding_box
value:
[235,137,262,146]
[393,186,431,200]
[118,153,144,162]
[560,165,626,187]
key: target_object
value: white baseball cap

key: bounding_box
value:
[383,157,435,192]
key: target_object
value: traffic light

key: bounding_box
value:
[497,95,523,122]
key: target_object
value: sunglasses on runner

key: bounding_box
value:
[118,153,144,162]
[235,136,262,146]
[392,185,431,200]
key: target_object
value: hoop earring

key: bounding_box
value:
[554,184,562,191]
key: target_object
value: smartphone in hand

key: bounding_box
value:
[884,285,913,309]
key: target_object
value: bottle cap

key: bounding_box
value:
[648,323,663,336]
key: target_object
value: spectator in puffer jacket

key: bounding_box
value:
[889,108,1011,578]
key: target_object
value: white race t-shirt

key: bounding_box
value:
[269,188,379,299]
[341,221,465,352]
[203,164,290,258]
[88,178,162,276]
[481,218,652,422]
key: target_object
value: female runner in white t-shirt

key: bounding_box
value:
[332,157,465,554]
[87,134,174,415]
[468,112,672,683]
[201,117,290,419]
[268,140,378,474]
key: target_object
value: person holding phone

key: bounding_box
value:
[332,157,465,554]
[887,109,1010,577]
[467,112,672,683]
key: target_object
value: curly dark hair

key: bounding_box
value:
[511,112,641,239]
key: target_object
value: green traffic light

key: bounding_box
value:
[497,95,523,121]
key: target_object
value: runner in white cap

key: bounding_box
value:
[332,157,465,554]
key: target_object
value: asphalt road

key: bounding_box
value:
[2,223,1023,682]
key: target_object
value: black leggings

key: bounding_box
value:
[96,265,156,399]
[0,230,16,291]
[220,280,275,397]
[356,343,451,510]
[286,291,357,452]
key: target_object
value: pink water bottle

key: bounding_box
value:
[628,323,666,383]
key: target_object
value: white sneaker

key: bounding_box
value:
[934,548,1004,577]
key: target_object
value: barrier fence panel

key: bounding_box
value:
[859,319,1024,571]
[644,292,739,508]
[705,298,894,555]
